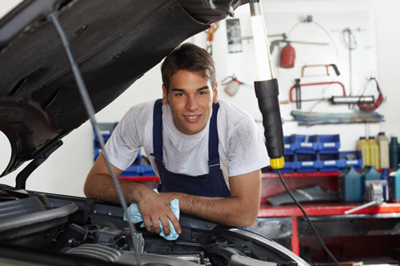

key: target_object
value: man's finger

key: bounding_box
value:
[152,217,161,234]
[159,216,171,236]
[143,217,152,233]
[168,213,181,234]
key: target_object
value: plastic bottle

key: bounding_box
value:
[377,132,389,169]
[368,137,380,170]
[360,166,381,198]
[358,137,369,168]
[389,168,400,203]
[338,166,363,203]
[390,136,399,171]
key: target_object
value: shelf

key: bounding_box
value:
[258,202,400,217]
[262,171,341,179]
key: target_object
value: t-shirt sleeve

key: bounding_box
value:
[103,107,142,171]
[227,115,269,177]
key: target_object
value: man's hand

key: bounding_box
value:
[138,191,181,236]
[85,153,181,235]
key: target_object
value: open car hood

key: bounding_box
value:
[0,0,242,177]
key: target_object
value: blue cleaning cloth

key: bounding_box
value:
[123,189,180,241]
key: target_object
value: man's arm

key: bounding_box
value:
[159,169,261,228]
[84,153,181,235]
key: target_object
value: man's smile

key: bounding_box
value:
[183,114,202,123]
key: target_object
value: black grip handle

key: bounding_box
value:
[254,79,285,159]
[331,64,340,76]
[295,78,301,110]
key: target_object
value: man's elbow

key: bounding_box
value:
[235,206,258,228]
[83,175,97,199]
[240,212,258,228]
[83,183,94,199]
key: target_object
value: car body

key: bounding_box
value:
[0,0,309,265]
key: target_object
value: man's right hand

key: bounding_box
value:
[137,190,181,236]
[85,153,181,236]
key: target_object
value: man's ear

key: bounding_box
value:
[162,85,169,106]
[213,82,218,104]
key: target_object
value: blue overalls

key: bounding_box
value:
[151,99,231,198]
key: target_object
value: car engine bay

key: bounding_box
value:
[0,184,307,266]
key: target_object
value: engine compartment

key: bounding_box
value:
[0,184,306,266]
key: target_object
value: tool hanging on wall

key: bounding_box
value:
[280,43,296,68]
[332,27,367,95]
[241,32,329,68]
[206,22,219,55]
[289,81,347,109]
[358,77,384,111]
[269,35,329,69]
[294,79,301,109]
[288,77,381,111]
[301,64,340,77]
[221,75,247,96]
[284,95,375,105]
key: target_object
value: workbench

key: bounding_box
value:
[256,172,400,261]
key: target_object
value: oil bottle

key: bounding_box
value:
[358,137,369,168]
[338,166,363,203]
[377,132,389,169]
[390,136,399,170]
[368,137,380,170]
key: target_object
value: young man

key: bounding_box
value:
[84,43,269,236]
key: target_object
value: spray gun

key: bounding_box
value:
[249,0,285,169]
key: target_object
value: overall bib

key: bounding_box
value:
[151,99,231,198]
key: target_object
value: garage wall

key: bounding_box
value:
[1,0,399,197]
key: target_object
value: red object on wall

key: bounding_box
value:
[280,43,296,68]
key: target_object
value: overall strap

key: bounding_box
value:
[208,102,220,171]
[152,99,164,163]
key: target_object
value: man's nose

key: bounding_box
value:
[186,95,198,111]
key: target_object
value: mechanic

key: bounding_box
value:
[84,43,269,236]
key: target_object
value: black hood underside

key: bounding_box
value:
[0,0,242,176]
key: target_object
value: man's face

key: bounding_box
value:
[162,70,218,135]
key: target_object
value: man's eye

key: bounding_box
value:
[175,93,184,97]
[199,91,208,95]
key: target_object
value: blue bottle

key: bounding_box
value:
[389,168,400,203]
[390,137,399,170]
[361,166,382,199]
[338,166,363,203]
[361,166,381,181]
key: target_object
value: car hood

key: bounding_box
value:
[0,0,242,177]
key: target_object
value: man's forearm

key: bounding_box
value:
[84,174,155,204]
[160,192,260,228]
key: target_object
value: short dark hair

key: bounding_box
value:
[161,43,216,92]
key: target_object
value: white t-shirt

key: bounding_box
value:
[104,99,269,189]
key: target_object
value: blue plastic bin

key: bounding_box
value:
[318,152,340,172]
[292,134,318,154]
[317,134,340,154]
[340,151,363,170]
[296,153,320,172]
[284,136,296,155]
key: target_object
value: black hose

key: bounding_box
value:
[276,169,340,266]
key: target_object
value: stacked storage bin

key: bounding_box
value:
[279,134,363,173]
[317,135,341,172]
[93,123,156,177]
[294,135,319,172]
